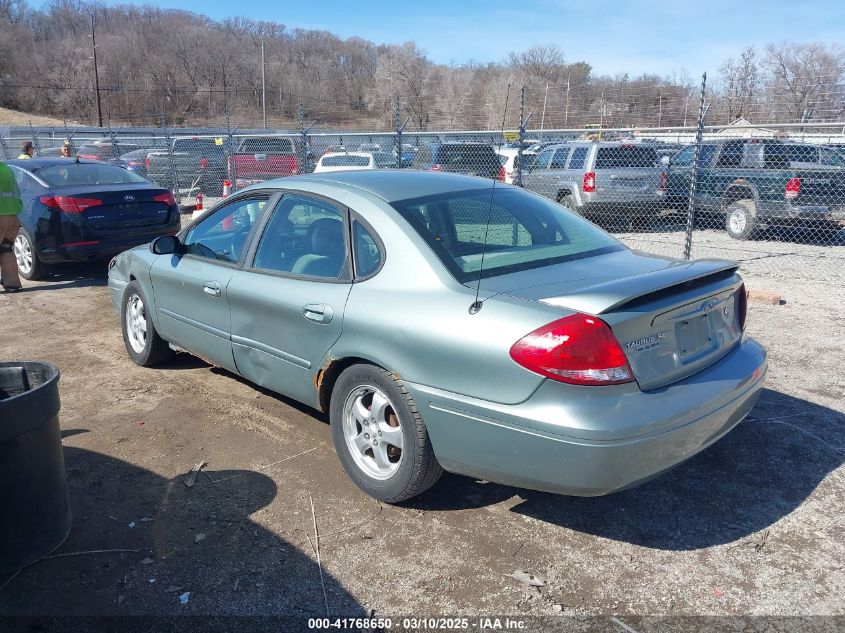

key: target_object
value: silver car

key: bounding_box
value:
[108,171,767,502]
[522,141,666,223]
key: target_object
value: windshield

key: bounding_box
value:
[391,187,622,282]
[36,163,149,186]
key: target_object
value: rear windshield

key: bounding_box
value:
[77,144,139,159]
[434,145,497,166]
[239,138,295,154]
[36,163,148,186]
[321,155,370,167]
[595,146,658,169]
[173,138,224,153]
[391,187,622,282]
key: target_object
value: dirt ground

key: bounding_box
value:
[0,229,843,629]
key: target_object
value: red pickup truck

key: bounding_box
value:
[228,137,309,185]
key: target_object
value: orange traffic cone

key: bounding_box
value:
[222,180,231,198]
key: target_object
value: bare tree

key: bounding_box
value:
[719,46,760,121]
[762,42,845,121]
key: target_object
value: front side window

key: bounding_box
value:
[672,146,695,167]
[391,187,622,282]
[530,149,554,171]
[183,196,268,263]
[252,194,348,280]
[717,141,743,168]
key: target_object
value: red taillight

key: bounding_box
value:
[144,157,151,169]
[583,171,596,193]
[785,177,801,199]
[39,195,103,214]
[509,313,634,386]
[199,158,209,169]
[498,165,506,182]
[660,171,667,190]
[153,192,176,206]
[430,163,442,171]
[737,283,747,332]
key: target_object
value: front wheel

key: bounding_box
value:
[14,230,45,280]
[121,281,173,367]
[725,199,760,240]
[330,365,443,503]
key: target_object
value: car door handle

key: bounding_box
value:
[202,281,221,297]
[302,303,333,324]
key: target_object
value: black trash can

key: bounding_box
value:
[0,361,71,573]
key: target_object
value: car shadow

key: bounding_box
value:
[0,442,365,619]
[411,388,844,551]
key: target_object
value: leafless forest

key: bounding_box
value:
[1,0,843,130]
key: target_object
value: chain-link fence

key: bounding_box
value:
[3,79,844,284]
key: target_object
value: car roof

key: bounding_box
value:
[252,170,499,203]
[4,158,104,170]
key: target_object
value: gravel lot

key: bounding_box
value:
[0,227,843,628]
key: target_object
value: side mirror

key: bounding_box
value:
[660,155,671,166]
[151,235,181,255]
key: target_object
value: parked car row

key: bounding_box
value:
[515,138,845,239]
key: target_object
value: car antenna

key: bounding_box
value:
[469,83,510,315]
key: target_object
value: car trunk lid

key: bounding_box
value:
[52,186,173,236]
[484,250,743,390]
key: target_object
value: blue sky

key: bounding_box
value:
[32,0,845,75]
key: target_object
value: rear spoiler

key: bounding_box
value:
[540,258,740,314]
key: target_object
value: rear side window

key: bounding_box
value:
[353,220,382,277]
[435,145,496,166]
[391,187,621,282]
[36,163,148,186]
[568,147,589,169]
[173,139,222,153]
[595,146,658,169]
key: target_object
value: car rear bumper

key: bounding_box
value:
[406,337,767,496]
[579,197,665,217]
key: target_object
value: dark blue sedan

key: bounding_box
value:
[5,159,180,280]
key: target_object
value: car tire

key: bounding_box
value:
[330,364,443,503]
[121,280,173,367]
[13,229,45,280]
[557,193,577,213]
[725,199,761,240]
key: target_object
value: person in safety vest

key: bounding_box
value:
[18,141,34,159]
[0,162,24,292]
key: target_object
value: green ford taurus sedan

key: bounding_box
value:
[108,170,767,502]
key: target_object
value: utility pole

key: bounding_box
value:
[539,82,549,140]
[261,40,267,130]
[90,14,103,128]
[564,72,571,128]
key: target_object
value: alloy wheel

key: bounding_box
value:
[13,235,32,275]
[342,384,404,480]
[125,293,148,354]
